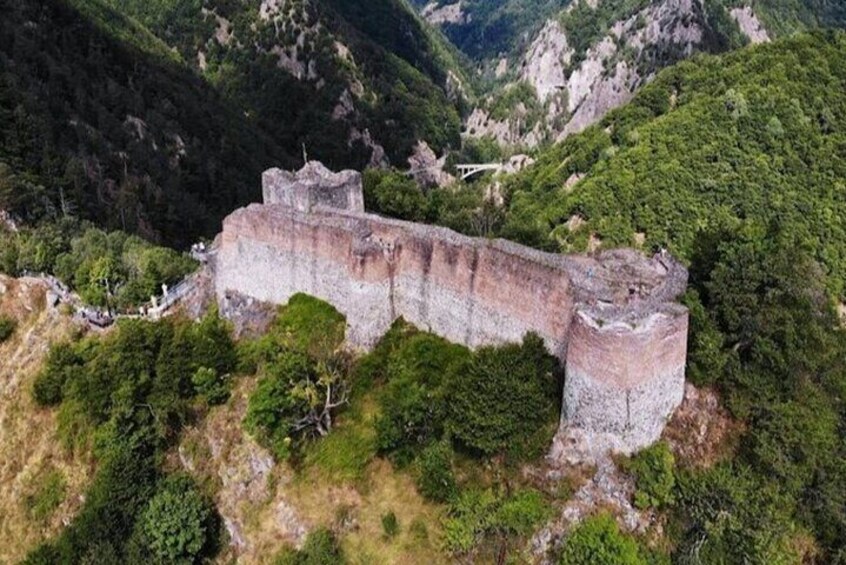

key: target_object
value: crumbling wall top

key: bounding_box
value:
[262,161,364,213]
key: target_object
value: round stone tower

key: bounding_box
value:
[561,303,689,455]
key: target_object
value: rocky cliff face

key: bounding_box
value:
[461,0,772,148]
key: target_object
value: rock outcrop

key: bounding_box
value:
[213,163,689,455]
[407,141,456,188]
[466,0,772,147]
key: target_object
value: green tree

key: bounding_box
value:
[245,351,350,459]
[371,331,466,462]
[445,333,558,456]
[558,514,646,565]
[624,441,676,510]
[139,475,215,564]
[363,169,427,222]
[674,465,797,564]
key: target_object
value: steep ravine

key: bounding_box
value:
[462,0,771,148]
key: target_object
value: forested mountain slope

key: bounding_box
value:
[479,31,846,562]
[0,0,470,246]
[103,0,469,169]
[503,31,846,293]
[0,0,293,246]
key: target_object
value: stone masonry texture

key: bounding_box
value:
[214,163,690,454]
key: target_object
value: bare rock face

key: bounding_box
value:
[407,140,456,188]
[214,164,690,457]
[348,128,389,169]
[520,20,573,104]
[531,451,652,560]
[262,161,364,213]
[468,0,771,147]
[421,1,467,25]
[464,106,547,147]
[501,154,536,175]
[730,6,770,44]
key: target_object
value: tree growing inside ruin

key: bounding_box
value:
[243,295,351,459]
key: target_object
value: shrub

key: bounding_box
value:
[381,511,400,539]
[272,294,346,359]
[415,440,457,502]
[624,441,676,510]
[491,490,551,536]
[32,342,84,406]
[558,514,646,565]
[0,315,16,342]
[409,518,428,541]
[442,489,499,554]
[191,367,229,406]
[442,488,549,554]
[275,527,345,565]
[445,333,558,457]
[138,475,215,564]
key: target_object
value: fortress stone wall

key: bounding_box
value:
[213,162,689,454]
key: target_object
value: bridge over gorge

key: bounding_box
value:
[454,163,504,180]
[405,162,505,181]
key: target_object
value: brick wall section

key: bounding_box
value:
[213,164,691,454]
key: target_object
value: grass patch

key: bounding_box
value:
[24,468,67,522]
[300,396,378,485]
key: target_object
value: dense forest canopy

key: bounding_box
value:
[0,0,294,246]
[472,30,846,563]
[503,31,846,294]
[0,0,470,246]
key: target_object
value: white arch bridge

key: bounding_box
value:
[406,163,504,181]
[454,163,504,180]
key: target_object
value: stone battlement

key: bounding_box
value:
[262,162,364,213]
[213,163,689,454]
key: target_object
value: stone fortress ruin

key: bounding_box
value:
[213,162,690,454]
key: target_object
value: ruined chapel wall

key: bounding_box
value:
[262,166,365,213]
